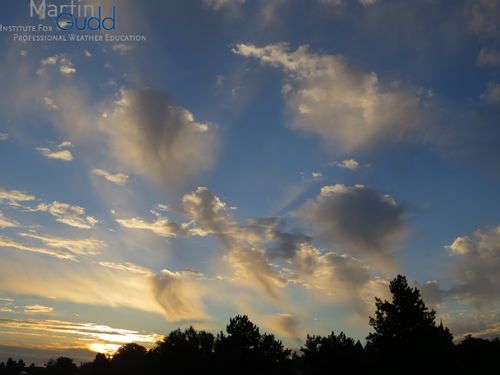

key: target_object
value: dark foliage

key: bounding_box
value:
[298,331,363,374]
[214,315,292,375]
[1,275,499,375]
[365,274,454,373]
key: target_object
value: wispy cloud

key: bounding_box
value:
[91,169,129,186]
[0,187,35,207]
[0,235,77,261]
[203,0,245,11]
[115,214,198,238]
[0,211,19,228]
[19,232,104,256]
[34,202,98,229]
[38,55,76,76]
[332,159,360,170]
[477,48,500,66]
[0,319,162,355]
[98,261,152,276]
[0,132,8,141]
[36,147,73,161]
[483,82,500,103]
[112,43,135,55]
[24,305,54,314]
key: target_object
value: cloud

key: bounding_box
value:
[0,211,19,228]
[468,0,500,39]
[320,0,376,6]
[296,185,405,266]
[0,235,77,260]
[224,247,288,300]
[19,232,104,256]
[101,89,217,192]
[415,280,445,307]
[58,141,72,148]
[203,0,245,11]
[113,186,382,312]
[174,187,377,310]
[267,313,301,340]
[36,147,74,161]
[482,82,500,103]
[477,48,500,65]
[150,269,208,321]
[35,201,98,229]
[0,319,162,355]
[115,214,193,238]
[92,169,129,186]
[112,43,135,55]
[0,253,164,315]
[0,132,8,141]
[98,261,153,276]
[38,55,76,76]
[24,305,54,314]
[0,187,35,207]
[332,159,360,170]
[233,43,425,151]
[290,245,372,313]
[447,226,500,308]
[44,96,60,111]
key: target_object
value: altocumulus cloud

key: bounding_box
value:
[151,269,208,321]
[296,184,405,269]
[24,304,54,314]
[0,187,35,207]
[203,0,245,11]
[36,147,74,161]
[447,226,500,308]
[266,313,301,340]
[233,43,426,151]
[91,168,129,186]
[34,201,98,229]
[0,211,19,228]
[118,186,380,311]
[100,89,217,192]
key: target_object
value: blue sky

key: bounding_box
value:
[1,0,500,364]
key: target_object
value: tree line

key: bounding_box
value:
[1,275,499,374]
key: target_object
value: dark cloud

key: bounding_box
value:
[296,184,405,261]
[414,280,446,307]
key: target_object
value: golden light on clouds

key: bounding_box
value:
[0,319,162,356]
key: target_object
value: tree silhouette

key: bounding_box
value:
[1,279,500,374]
[79,353,109,375]
[110,343,147,375]
[149,326,214,374]
[46,357,77,375]
[215,315,291,375]
[366,274,453,372]
[299,331,363,374]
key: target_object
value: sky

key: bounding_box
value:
[1,0,500,365]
